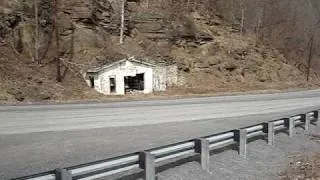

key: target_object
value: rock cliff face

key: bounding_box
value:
[0,0,319,102]
[60,0,126,34]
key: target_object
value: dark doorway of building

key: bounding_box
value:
[89,76,95,88]
[124,73,144,93]
[110,77,116,93]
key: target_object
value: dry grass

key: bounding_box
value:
[1,2,319,103]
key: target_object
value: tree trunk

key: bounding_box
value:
[53,0,61,82]
[307,34,314,82]
[187,0,190,10]
[119,0,125,44]
[240,0,245,35]
[256,8,264,43]
[34,0,39,64]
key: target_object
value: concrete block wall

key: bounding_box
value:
[85,59,179,95]
[166,65,178,86]
[153,66,167,91]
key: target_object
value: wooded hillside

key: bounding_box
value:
[0,0,319,102]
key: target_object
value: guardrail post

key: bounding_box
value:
[235,129,247,158]
[286,117,295,137]
[195,138,210,172]
[139,151,155,180]
[305,113,312,132]
[263,122,275,146]
[55,169,72,180]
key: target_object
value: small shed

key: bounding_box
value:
[85,57,177,95]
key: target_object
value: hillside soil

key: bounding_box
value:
[1,1,320,103]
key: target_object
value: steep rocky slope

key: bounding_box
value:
[0,0,319,103]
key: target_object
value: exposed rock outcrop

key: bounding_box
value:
[0,0,318,102]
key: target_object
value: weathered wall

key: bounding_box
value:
[153,66,167,91]
[153,64,178,91]
[86,60,178,95]
[166,64,178,86]
[91,60,153,95]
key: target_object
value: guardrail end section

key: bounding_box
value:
[195,138,210,172]
[234,129,247,158]
[139,151,155,180]
[55,169,72,180]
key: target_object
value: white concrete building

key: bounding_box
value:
[85,57,177,95]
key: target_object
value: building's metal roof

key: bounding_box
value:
[87,57,156,73]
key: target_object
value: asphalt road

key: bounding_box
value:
[1,90,320,179]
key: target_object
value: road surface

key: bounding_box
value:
[0,90,320,179]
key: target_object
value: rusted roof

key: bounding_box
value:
[87,57,156,73]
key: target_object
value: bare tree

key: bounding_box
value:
[34,0,40,64]
[255,8,263,42]
[53,0,61,82]
[306,34,314,82]
[194,0,198,10]
[306,0,320,80]
[239,0,245,35]
[119,0,125,44]
[187,0,190,10]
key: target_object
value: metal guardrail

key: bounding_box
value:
[13,110,319,180]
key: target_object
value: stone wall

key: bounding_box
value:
[166,64,178,86]
[153,66,167,91]
[153,63,178,91]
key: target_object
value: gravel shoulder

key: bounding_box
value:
[157,126,320,180]
[112,125,320,180]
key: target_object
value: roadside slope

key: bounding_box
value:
[1,1,319,103]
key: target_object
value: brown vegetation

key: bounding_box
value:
[210,0,320,76]
[0,0,319,103]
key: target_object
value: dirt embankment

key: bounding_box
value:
[0,0,319,103]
